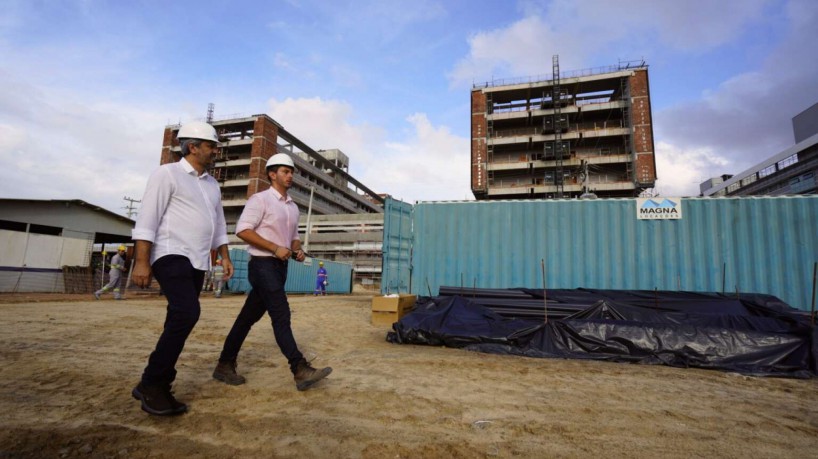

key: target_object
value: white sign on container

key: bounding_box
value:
[636,198,683,220]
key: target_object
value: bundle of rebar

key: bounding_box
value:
[437,286,588,320]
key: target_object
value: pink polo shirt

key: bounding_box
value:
[236,187,300,257]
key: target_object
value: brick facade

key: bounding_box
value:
[160,127,178,165]
[629,69,657,185]
[470,64,656,199]
[471,90,488,194]
[247,117,279,198]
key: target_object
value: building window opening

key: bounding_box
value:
[759,165,777,178]
[0,220,27,232]
[777,154,798,170]
[29,224,62,236]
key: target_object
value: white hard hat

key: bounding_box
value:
[177,121,220,144]
[266,153,295,170]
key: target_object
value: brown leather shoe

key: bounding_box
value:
[132,383,187,416]
[293,360,332,391]
[213,360,246,385]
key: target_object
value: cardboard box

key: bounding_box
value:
[371,294,417,313]
[371,294,416,326]
[371,311,401,326]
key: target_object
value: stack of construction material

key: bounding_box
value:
[390,288,815,377]
[437,286,800,322]
[438,286,587,320]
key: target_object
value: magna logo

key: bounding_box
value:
[636,198,682,220]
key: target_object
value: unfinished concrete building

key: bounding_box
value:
[160,113,385,285]
[471,58,657,199]
[297,213,384,290]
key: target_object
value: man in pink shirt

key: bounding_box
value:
[213,153,332,391]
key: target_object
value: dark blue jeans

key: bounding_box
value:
[219,257,304,374]
[141,255,205,386]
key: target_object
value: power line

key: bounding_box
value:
[123,196,141,219]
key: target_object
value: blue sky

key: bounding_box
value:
[1,0,816,216]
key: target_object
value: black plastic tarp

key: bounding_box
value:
[386,289,816,378]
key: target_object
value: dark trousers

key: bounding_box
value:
[219,257,304,374]
[141,255,205,386]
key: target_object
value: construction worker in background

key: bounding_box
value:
[314,261,328,296]
[213,153,332,391]
[212,259,225,298]
[130,120,234,416]
[94,245,127,300]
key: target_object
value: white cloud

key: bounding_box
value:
[657,0,818,176]
[267,97,379,156]
[0,123,27,153]
[0,70,168,215]
[652,141,729,197]
[449,16,580,88]
[558,0,772,51]
[265,97,471,202]
[364,113,471,202]
[449,0,773,87]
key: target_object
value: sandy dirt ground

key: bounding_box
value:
[1,292,817,459]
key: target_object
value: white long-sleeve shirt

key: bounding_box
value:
[132,157,229,271]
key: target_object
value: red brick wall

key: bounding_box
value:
[633,124,653,153]
[635,153,656,186]
[630,69,649,97]
[247,116,279,198]
[247,159,271,197]
[629,69,656,185]
[471,90,488,194]
[160,127,178,165]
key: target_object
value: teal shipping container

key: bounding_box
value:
[226,248,352,294]
[382,196,818,311]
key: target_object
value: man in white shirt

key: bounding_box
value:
[212,153,332,391]
[130,121,234,416]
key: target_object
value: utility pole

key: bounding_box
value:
[581,160,589,194]
[579,160,597,199]
[123,196,141,219]
[303,186,315,253]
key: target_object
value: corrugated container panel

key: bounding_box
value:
[226,248,248,293]
[226,248,352,294]
[408,196,818,310]
[285,258,352,294]
[381,197,413,294]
